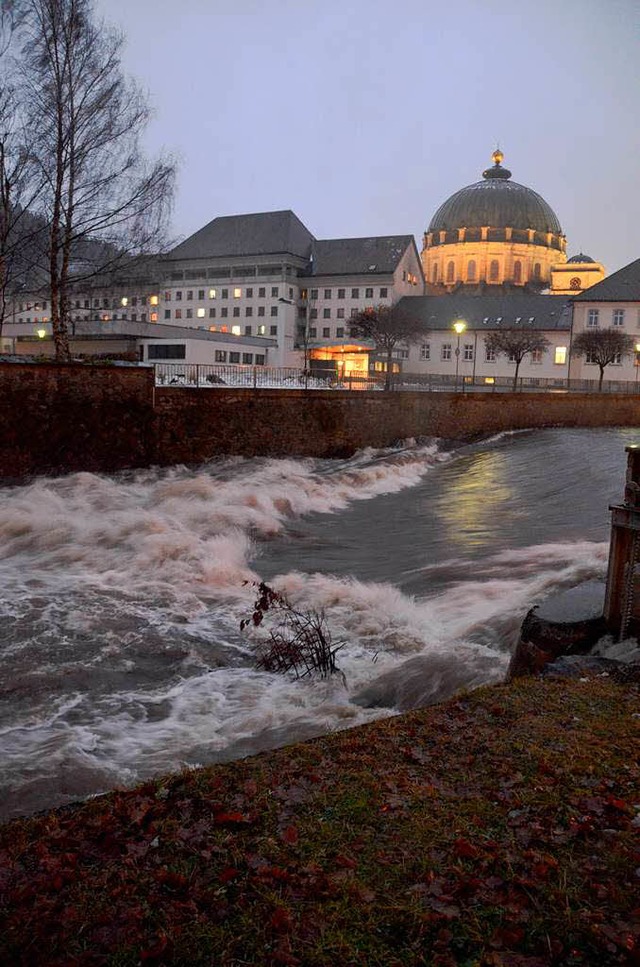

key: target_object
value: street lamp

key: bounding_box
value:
[453,319,466,389]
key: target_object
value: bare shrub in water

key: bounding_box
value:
[241,581,344,679]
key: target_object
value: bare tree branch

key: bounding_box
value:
[484,327,551,390]
[571,328,635,391]
[349,303,425,390]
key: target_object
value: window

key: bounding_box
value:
[147,343,185,360]
[489,260,499,281]
[209,288,216,299]
[233,307,240,317]
[221,307,228,318]
[446,261,455,283]
[231,325,241,335]
[258,287,266,298]
[242,353,253,364]
[420,343,430,360]
[322,327,330,338]
[269,306,277,317]
[164,309,171,320]
[246,288,253,298]
[234,287,242,298]
[613,352,622,365]
[197,308,205,318]
[187,290,193,300]
[485,347,496,362]
[244,325,252,335]
[323,308,330,319]
[324,289,331,299]
[514,260,522,283]
[256,354,265,365]
[467,260,476,281]
[175,309,182,319]
[441,343,452,361]
[338,288,345,299]
[337,308,345,319]
[270,325,277,335]
[258,306,265,317]
[555,346,567,365]
[365,287,373,298]
[336,327,344,337]
[587,309,599,327]
[257,324,266,336]
[463,344,474,360]
[215,350,227,362]
[380,287,388,298]
[230,352,240,363]
[245,306,253,317]
[613,309,625,327]
[209,308,216,318]
[198,290,205,300]
[351,288,359,298]
[531,348,544,364]
[271,287,279,297]
[309,328,317,338]
[432,265,438,284]
[533,263,541,280]
[585,350,597,364]
[221,288,228,299]
[184,308,192,319]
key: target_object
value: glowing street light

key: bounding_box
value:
[453,319,467,388]
[36,328,47,339]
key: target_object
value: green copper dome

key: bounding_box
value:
[428,152,563,237]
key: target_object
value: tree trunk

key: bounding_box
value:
[512,359,522,392]
[599,365,605,391]
[385,346,393,391]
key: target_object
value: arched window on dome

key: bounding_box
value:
[513,260,522,283]
[533,262,541,280]
[432,264,438,284]
[446,261,455,283]
[467,260,476,282]
[489,260,499,282]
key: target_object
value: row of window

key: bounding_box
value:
[308,327,347,339]
[165,305,279,321]
[309,287,388,300]
[170,286,288,301]
[213,351,266,365]
[587,308,627,327]
[419,343,567,365]
[434,260,542,284]
[147,344,265,365]
[310,307,362,319]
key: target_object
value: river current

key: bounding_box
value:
[1,427,637,821]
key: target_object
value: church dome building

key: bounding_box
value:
[421,151,567,293]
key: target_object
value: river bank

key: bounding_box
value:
[2,674,639,966]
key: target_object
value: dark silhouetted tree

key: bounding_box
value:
[349,303,424,389]
[571,328,635,391]
[484,327,551,390]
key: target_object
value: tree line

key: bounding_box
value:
[0,0,175,359]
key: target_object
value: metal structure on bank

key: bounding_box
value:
[605,446,640,639]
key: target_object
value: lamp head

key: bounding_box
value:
[453,320,467,335]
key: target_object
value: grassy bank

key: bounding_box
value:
[1,676,639,966]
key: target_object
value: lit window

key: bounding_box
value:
[121,297,128,307]
[484,377,495,384]
[234,287,242,298]
[150,312,158,322]
[231,325,241,335]
[209,288,217,299]
[555,346,567,365]
[150,295,159,306]
[257,324,266,335]
[197,308,205,318]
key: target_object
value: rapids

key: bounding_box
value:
[0,427,637,820]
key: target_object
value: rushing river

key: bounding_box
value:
[1,427,637,821]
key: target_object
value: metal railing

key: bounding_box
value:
[153,363,640,395]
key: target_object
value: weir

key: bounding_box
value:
[604,445,640,639]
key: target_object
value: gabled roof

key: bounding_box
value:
[311,235,415,276]
[572,257,640,302]
[165,210,315,262]
[395,293,572,331]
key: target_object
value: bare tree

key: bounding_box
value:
[21,0,175,359]
[571,328,635,391]
[484,327,551,390]
[350,303,424,390]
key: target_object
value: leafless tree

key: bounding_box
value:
[571,328,635,391]
[21,0,175,359]
[349,303,424,390]
[484,327,551,390]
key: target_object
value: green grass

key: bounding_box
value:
[1,676,639,965]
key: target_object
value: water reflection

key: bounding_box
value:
[434,450,515,550]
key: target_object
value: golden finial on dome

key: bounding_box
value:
[492,148,504,166]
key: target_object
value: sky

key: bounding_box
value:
[95,0,640,274]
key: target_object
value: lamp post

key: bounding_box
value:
[453,319,466,390]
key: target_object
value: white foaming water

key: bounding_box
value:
[0,432,619,819]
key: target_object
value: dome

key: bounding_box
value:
[428,152,562,236]
[567,253,594,263]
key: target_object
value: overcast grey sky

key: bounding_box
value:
[96,0,639,273]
